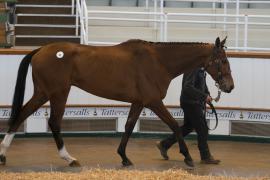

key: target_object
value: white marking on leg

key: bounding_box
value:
[0,133,15,156]
[59,146,76,163]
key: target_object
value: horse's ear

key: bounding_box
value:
[215,37,221,48]
[221,36,227,47]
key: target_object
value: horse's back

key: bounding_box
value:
[30,41,170,104]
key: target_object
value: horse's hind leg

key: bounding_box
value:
[48,90,80,167]
[0,90,48,165]
[117,103,143,166]
[147,101,194,167]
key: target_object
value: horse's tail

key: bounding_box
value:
[8,48,40,127]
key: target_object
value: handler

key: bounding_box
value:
[156,68,220,164]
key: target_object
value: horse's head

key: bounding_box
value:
[204,37,234,93]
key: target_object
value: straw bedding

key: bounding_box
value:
[0,169,269,180]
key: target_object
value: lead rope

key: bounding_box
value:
[204,84,221,131]
[206,102,219,131]
[213,82,222,103]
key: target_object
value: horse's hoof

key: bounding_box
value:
[69,160,81,167]
[0,155,6,165]
[122,159,133,167]
[184,158,194,168]
[156,141,169,160]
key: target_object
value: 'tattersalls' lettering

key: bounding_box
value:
[248,112,270,121]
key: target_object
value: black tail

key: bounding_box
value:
[8,48,40,127]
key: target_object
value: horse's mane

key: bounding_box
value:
[125,39,210,47]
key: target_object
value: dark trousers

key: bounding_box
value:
[160,103,211,159]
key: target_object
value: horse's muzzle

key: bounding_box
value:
[224,84,234,93]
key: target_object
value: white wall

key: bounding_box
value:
[0,55,270,109]
[212,57,270,109]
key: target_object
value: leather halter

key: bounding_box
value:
[204,57,224,88]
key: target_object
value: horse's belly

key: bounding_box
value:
[74,79,140,103]
[71,57,163,104]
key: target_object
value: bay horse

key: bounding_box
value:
[0,37,234,167]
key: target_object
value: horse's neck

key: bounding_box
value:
[157,44,213,79]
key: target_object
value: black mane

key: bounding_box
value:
[126,39,210,46]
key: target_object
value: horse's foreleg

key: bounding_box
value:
[48,90,80,167]
[117,103,143,166]
[148,101,194,168]
[0,91,48,165]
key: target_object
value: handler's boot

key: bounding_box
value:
[201,156,221,164]
[156,141,169,160]
[200,150,220,164]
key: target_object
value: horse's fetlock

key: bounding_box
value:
[117,147,123,155]
[117,146,126,158]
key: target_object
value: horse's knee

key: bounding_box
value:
[124,118,135,132]
[169,123,181,134]
[48,119,60,131]
[124,123,130,131]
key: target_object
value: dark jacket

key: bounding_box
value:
[180,68,209,107]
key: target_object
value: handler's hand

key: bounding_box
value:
[206,95,213,104]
